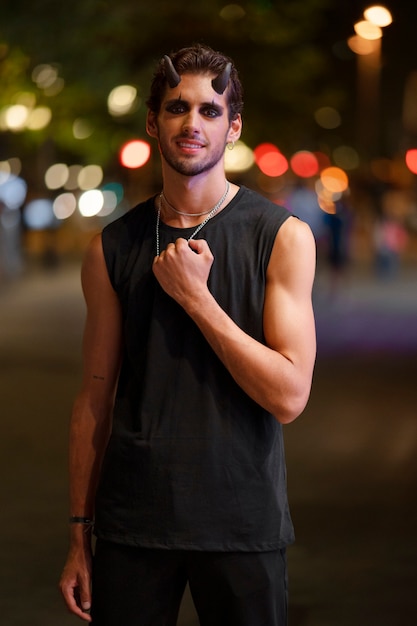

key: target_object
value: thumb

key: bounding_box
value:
[188,238,210,254]
[78,577,92,611]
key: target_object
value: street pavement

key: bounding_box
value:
[0,260,416,625]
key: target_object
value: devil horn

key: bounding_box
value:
[163,55,181,88]
[212,62,232,95]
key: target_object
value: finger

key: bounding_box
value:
[188,238,208,254]
[61,583,92,622]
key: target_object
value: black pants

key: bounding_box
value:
[91,539,288,626]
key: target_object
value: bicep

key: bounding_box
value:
[264,217,316,373]
[79,233,123,400]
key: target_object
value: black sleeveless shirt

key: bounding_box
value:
[95,186,295,551]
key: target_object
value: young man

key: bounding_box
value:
[60,44,316,625]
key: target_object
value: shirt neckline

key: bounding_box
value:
[155,185,245,234]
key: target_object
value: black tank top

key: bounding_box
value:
[95,186,295,550]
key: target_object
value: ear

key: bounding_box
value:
[146,111,158,138]
[227,114,242,144]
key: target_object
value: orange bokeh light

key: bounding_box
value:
[320,167,349,194]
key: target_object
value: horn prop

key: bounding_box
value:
[212,62,232,94]
[163,55,181,88]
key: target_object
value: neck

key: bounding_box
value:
[155,180,231,256]
[159,176,232,225]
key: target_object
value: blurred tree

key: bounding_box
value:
[0,0,350,185]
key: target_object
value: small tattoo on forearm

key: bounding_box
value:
[93,375,105,380]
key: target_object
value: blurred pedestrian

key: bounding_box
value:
[373,215,408,279]
[59,44,316,626]
[323,197,352,294]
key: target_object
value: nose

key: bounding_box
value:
[181,109,200,135]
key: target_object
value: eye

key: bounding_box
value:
[166,102,187,115]
[201,106,222,118]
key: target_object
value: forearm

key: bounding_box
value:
[185,290,313,423]
[68,392,113,534]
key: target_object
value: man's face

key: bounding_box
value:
[147,73,241,177]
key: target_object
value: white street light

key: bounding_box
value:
[364,5,393,27]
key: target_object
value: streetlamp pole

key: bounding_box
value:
[348,6,393,159]
[356,38,382,158]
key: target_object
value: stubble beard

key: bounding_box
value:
[158,133,229,177]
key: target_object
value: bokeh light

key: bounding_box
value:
[53,193,77,220]
[405,149,417,174]
[254,143,288,177]
[258,152,288,177]
[320,166,349,194]
[347,35,376,55]
[363,5,393,27]
[32,64,58,89]
[224,140,254,173]
[254,143,279,162]
[26,107,52,130]
[32,63,64,95]
[0,160,12,183]
[78,189,104,217]
[290,151,319,178]
[45,163,69,190]
[23,199,55,229]
[314,106,341,129]
[0,175,27,209]
[78,164,103,190]
[354,20,382,40]
[120,140,151,168]
[108,85,138,117]
[73,119,94,140]
[3,105,29,131]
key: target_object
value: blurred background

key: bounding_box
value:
[0,1,416,625]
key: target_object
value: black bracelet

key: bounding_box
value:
[69,516,94,526]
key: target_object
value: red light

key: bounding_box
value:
[257,151,288,177]
[254,142,280,163]
[290,151,319,178]
[405,149,417,174]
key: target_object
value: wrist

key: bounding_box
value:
[69,516,94,526]
[69,516,94,540]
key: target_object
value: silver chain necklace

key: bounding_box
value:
[155,181,230,256]
[160,191,214,217]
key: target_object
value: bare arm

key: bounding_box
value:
[60,233,123,621]
[153,216,316,424]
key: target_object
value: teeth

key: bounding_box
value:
[179,142,201,148]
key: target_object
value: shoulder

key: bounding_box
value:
[81,233,110,294]
[268,217,316,285]
[276,215,315,251]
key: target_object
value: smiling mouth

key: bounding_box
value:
[177,140,204,150]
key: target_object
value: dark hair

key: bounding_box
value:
[146,44,243,120]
